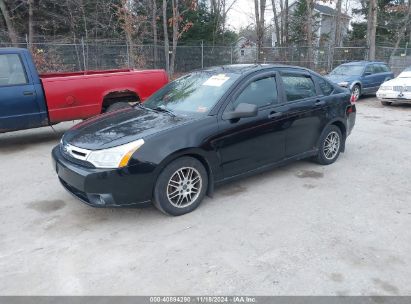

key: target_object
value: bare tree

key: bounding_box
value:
[0,0,18,46]
[168,0,195,75]
[150,0,158,68]
[390,0,411,58]
[210,0,238,46]
[254,0,266,62]
[367,0,377,60]
[328,0,342,71]
[279,0,284,44]
[28,0,34,50]
[170,0,179,76]
[117,0,135,66]
[334,0,342,47]
[271,0,280,46]
[305,0,314,68]
[284,0,288,45]
[271,0,289,46]
[162,0,170,74]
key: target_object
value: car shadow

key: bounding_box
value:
[0,127,65,154]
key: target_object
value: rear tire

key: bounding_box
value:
[315,125,343,165]
[106,102,131,112]
[153,157,208,216]
[381,101,392,106]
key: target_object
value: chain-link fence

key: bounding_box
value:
[1,40,410,76]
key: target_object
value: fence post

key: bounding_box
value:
[201,40,204,69]
[328,44,333,72]
[126,42,130,68]
[81,37,87,71]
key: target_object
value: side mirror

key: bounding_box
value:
[223,103,258,120]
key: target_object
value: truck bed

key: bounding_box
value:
[40,69,168,123]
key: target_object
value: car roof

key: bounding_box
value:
[202,64,312,75]
[339,61,387,66]
[0,47,29,54]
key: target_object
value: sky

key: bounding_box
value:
[226,0,363,31]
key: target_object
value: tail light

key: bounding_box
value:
[346,105,355,115]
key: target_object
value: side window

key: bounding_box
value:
[281,74,317,102]
[314,75,334,96]
[380,64,390,72]
[373,64,383,73]
[364,65,374,74]
[0,54,28,86]
[232,76,278,109]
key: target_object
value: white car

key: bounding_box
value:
[377,67,411,105]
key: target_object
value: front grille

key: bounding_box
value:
[60,145,95,168]
[393,86,410,92]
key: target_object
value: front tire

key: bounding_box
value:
[153,157,208,216]
[315,125,343,165]
[352,84,361,100]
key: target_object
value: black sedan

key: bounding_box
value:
[52,64,356,216]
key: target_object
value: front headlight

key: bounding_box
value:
[338,81,349,87]
[379,86,393,91]
[87,139,145,169]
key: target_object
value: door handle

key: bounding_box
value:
[23,91,34,96]
[315,99,326,106]
[268,111,283,119]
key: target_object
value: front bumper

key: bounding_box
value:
[378,97,411,104]
[52,146,154,207]
[377,92,411,103]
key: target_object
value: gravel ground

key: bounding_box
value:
[0,97,410,295]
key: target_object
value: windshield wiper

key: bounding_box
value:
[135,103,176,117]
[152,106,176,117]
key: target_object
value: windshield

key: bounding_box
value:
[143,71,240,115]
[330,65,364,76]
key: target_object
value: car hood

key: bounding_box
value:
[63,107,197,150]
[382,77,410,86]
[326,74,358,84]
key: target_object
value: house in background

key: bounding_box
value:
[235,37,257,63]
[272,3,351,47]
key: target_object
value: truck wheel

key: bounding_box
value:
[315,125,343,165]
[381,101,392,106]
[153,157,208,216]
[106,102,131,112]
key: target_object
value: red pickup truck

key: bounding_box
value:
[0,48,168,133]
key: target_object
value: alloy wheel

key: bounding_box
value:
[167,167,202,208]
[352,86,360,100]
[323,131,340,160]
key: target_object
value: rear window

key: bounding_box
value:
[281,74,317,101]
[379,64,390,72]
